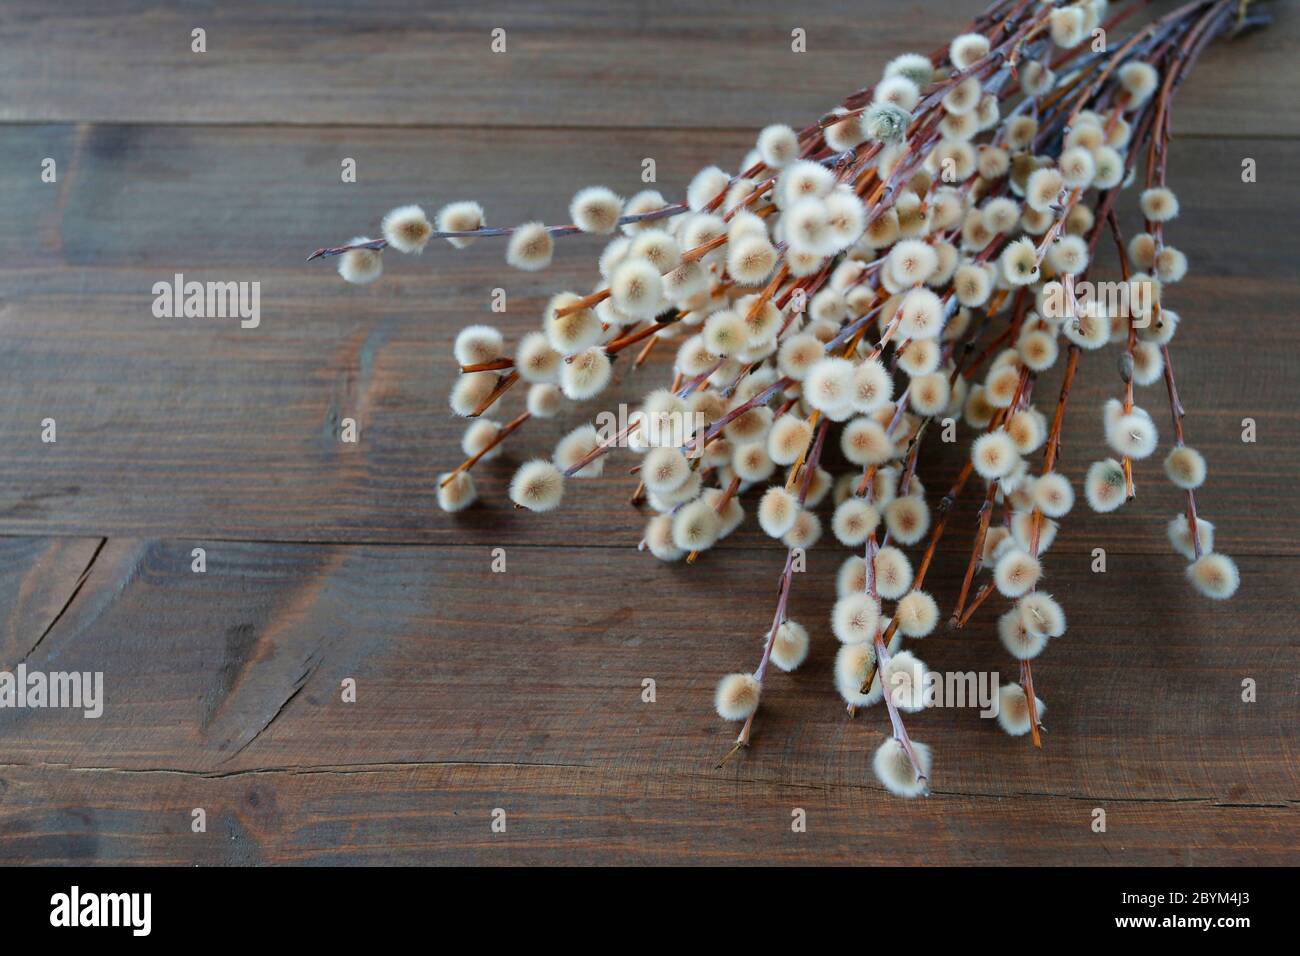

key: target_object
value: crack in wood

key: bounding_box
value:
[22,536,107,662]
[0,760,1293,810]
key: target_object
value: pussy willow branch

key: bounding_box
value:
[555,1,1056,326]
[945,0,1240,739]
[948,366,1032,627]
[451,257,835,476]
[848,344,986,710]
[307,201,692,261]
[314,0,1257,787]
[1007,179,1132,743]
[946,197,1082,630]
[948,167,1135,735]
[1109,208,1140,499]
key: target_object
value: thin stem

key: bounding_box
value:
[439,411,530,487]
[875,632,929,793]
[307,201,690,261]
[721,419,830,763]
[1107,209,1139,500]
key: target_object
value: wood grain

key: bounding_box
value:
[1,1,1292,135]
[0,0,1296,866]
[1,538,1295,863]
[1,538,1295,788]
[2,762,1293,866]
[0,128,1295,551]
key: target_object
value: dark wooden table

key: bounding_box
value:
[1,1,1296,865]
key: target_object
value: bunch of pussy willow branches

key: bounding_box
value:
[310,0,1266,797]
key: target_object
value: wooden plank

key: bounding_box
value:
[0,128,1295,551]
[0,762,1294,865]
[2,0,1295,872]
[2,539,1295,813]
[0,1,1293,135]
[0,535,105,664]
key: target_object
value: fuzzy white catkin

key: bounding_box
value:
[526,383,562,418]
[381,205,432,254]
[570,186,624,234]
[972,432,1019,480]
[998,607,1046,660]
[884,496,929,545]
[1001,238,1040,285]
[553,425,604,478]
[852,360,893,414]
[909,372,950,417]
[885,649,929,707]
[779,508,821,550]
[769,621,811,672]
[1025,168,1064,212]
[436,200,485,248]
[804,358,857,419]
[1168,513,1214,560]
[644,514,684,562]
[509,460,565,512]
[436,471,476,513]
[876,75,921,112]
[769,414,813,466]
[895,590,939,637]
[687,166,730,212]
[502,222,552,271]
[888,239,938,286]
[714,673,761,720]
[1011,511,1056,554]
[1018,592,1066,638]
[896,288,945,339]
[1164,446,1207,489]
[757,124,799,168]
[516,332,562,384]
[732,442,775,483]
[449,371,496,418]
[454,325,504,367]
[673,499,722,552]
[835,642,880,707]
[621,189,667,235]
[611,259,665,319]
[994,549,1041,598]
[1050,7,1087,48]
[337,240,383,284]
[728,236,778,285]
[642,447,690,493]
[885,52,932,86]
[706,488,745,538]
[461,419,503,462]
[1140,187,1179,222]
[949,33,989,69]
[832,592,880,645]
[1085,458,1127,512]
[1107,409,1159,459]
[1017,329,1059,371]
[1187,553,1239,600]
[997,683,1045,736]
[874,546,913,600]
[833,498,880,546]
[873,738,930,798]
[559,348,612,400]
